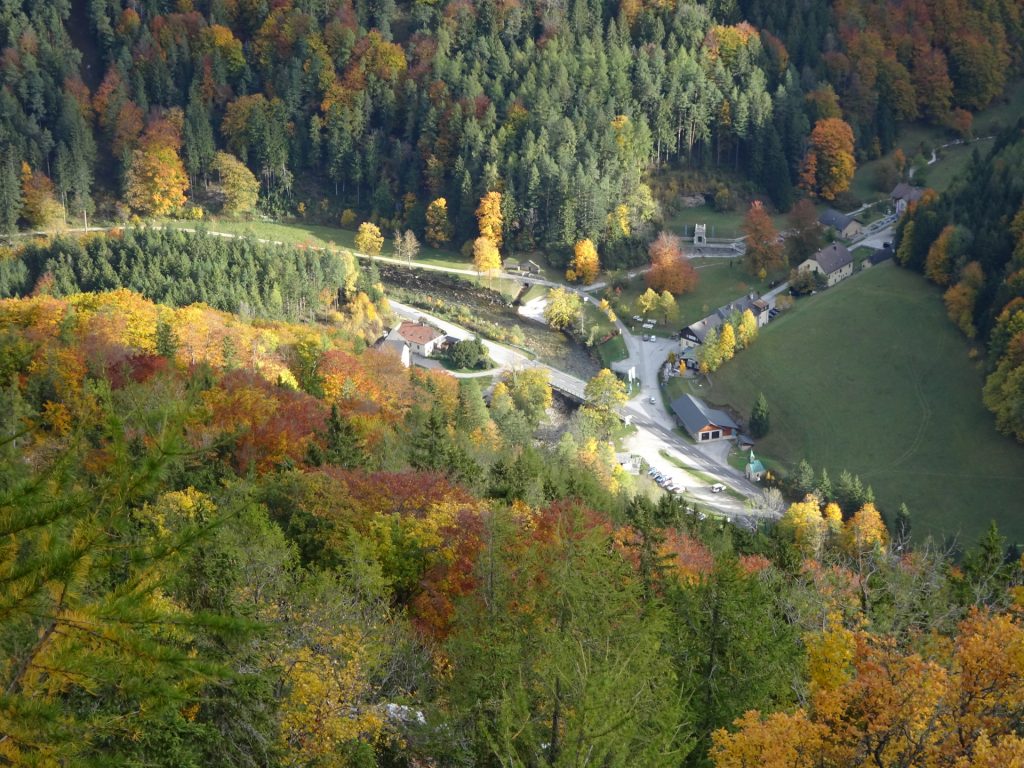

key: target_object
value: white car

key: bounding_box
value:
[710,483,726,493]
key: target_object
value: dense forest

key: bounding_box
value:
[3,285,1024,766]
[895,121,1024,442]
[0,0,1021,254]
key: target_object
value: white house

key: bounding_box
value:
[891,183,926,215]
[389,321,444,357]
[799,243,854,287]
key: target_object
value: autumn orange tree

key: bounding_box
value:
[567,238,600,283]
[647,231,698,294]
[741,201,784,279]
[800,118,856,201]
[19,162,64,229]
[125,114,189,216]
[713,609,1024,768]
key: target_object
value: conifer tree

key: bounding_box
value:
[749,392,770,438]
[324,404,367,469]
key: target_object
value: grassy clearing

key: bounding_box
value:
[608,260,780,333]
[672,263,1024,543]
[596,335,628,367]
[665,204,789,240]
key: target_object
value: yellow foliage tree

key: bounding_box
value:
[277,629,386,766]
[736,309,758,349]
[355,222,384,256]
[567,238,600,284]
[544,287,583,330]
[719,323,737,362]
[212,151,259,216]
[711,709,826,768]
[425,197,452,247]
[779,496,826,556]
[636,287,660,317]
[842,502,888,554]
[472,236,502,279]
[475,190,503,248]
[125,142,189,216]
[823,502,843,536]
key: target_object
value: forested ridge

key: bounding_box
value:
[895,122,1024,443]
[4,285,1024,766]
[0,0,1021,255]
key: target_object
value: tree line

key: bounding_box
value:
[3,0,1019,258]
[0,227,366,324]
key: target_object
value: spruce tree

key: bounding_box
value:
[0,146,22,233]
[324,404,366,469]
[749,392,770,438]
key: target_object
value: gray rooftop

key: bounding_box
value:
[669,394,738,435]
[812,242,853,275]
[891,183,925,202]
[819,208,856,231]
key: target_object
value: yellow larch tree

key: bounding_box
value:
[567,238,600,284]
[719,323,737,362]
[736,309,758,348]
[475,190,503,248]
[779,496,826,557]
[472,236,501,280]
[425,197,452,247]
[842,502,888,554]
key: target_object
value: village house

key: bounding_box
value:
[799,242,854,287]
[891,182,925,215]
[388,321,444,357]
[670,394,738,442]
[818,208,863,240]
[679,293,774,346]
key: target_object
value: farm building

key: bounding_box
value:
[670,394,738,442]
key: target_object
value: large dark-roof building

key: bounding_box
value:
[670,394,738,442]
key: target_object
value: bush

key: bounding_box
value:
[448,337,488,369]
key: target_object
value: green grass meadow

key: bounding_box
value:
[671,263,1024,544]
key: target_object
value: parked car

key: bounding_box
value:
[646,335,656,342]
[710,483,726,493]
[642,333,649,341]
